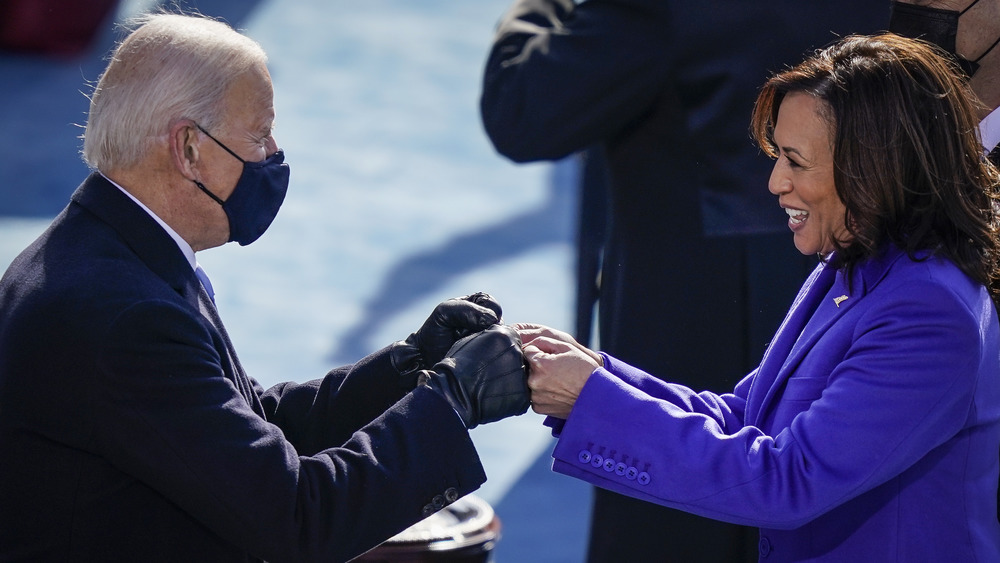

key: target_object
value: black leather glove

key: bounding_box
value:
[390,292,503,378]
[419,324,530,429]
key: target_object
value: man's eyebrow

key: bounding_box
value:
[253,119,275,138]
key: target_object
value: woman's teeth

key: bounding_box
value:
[786,208,808,225]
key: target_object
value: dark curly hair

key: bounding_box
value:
[751,33,1000,303]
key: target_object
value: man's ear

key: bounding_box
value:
[169,121,201,181]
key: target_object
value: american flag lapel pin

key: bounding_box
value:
[834,295,849,307]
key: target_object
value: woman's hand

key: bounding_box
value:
[514,323,601,419]
[514,323,603,365]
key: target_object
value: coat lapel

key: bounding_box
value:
[196,284,265,414]
[744,261,836,425]
[72,173,194,302]
[746,247,906,427]
[72,173,263,413]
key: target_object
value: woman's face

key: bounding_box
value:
[768,91,848,256]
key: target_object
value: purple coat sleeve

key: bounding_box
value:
[549,259,998,535]
[545,354,752,437]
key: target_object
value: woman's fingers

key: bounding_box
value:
[523,335,572,356]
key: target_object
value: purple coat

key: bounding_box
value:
[549,247,1000,561]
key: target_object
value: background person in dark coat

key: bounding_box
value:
[480,1,887,560]
[0,12,529,562]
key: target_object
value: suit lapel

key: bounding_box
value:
[72,174,192,297]
[196,284,264,414]
[786,268,857,363]
[746,246,906,427]
[73,173,263,414]
[745,261,836,425]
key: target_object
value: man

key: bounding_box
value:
[888,0,1000,158]
[0,13,529,562]
[480,1,886,561]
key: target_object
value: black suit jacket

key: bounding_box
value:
[0,174,485,562]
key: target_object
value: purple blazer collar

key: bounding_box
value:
[745,246,907,426]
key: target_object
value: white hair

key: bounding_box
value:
[82,13,268,171]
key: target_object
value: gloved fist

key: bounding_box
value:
[391,292,503,378]
[419,324,530,429]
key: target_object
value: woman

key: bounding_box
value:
[520,34,1000,561]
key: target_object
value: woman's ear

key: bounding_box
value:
[169,120,201,181]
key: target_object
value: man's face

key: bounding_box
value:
[192,62,278,249]
[202,64,278,202]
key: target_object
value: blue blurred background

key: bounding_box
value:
[0,0,590,559]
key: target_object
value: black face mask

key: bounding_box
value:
[193,124,290,246]
[889,0,1000,77]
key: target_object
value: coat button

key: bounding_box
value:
[637,471,651,485]
[759,536,772,558]
[422,504,434,517]
[578,450,592,464]
[432,495,445,510]
[444,488,459,503]
[625,466,638,480]
[615,462,627,476]
[590,454,604,468]
[603,458,616,472]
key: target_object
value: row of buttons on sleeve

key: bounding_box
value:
[577,448,651,486]
[421,486,460,517]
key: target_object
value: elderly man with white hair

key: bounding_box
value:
[0,12,529,562]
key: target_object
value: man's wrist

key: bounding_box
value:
[389,340,423,376]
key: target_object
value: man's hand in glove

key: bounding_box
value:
[390,292,503,378]
[419,324,530,429]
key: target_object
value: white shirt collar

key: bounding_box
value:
[101,173,198,271]
[980,106,1000,155]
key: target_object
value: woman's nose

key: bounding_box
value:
[768,162,790,195]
